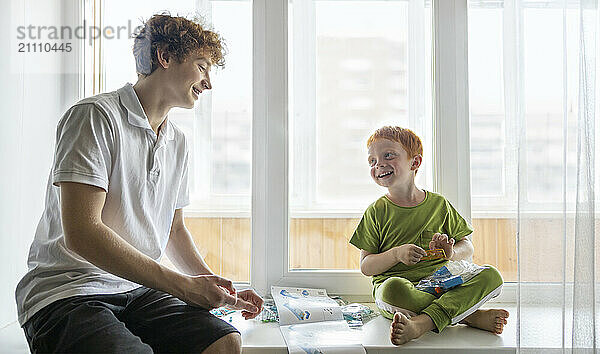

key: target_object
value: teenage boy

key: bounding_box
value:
[15,14,262,353]
[349,126,509,345]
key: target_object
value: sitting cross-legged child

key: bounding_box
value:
[349,126,509,346]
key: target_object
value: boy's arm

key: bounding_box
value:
[60,181,257,313]
[360,245,427,276]
[449,234,474,261]
[164,208,213,276]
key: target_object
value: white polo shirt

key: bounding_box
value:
[15,83,190,326]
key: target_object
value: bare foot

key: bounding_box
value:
[461,309,509,334]
[390,313,435,346]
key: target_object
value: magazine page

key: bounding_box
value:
[271,286,344,325]
[271,286,366,354]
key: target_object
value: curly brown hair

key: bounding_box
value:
[133,13,226,76]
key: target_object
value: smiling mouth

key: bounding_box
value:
[378,171,393,178]
[192,87,201,96]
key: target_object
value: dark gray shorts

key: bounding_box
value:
[22,286,240,353]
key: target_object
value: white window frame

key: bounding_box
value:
[432,0,472,223]
[251,0,472,297]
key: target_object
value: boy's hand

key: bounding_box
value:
[429,233,455,260]
[176,274,241,310]
[230,289,264,320]
[395,244,427,265]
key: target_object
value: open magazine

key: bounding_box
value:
[271,286,366,354]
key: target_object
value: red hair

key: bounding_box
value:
[367,126,423,158]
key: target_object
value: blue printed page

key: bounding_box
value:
[271,286,344,325]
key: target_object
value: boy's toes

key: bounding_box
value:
[390,313,403,332]
[391,312,408,331]
[390,328,408,346]
[390,312,412,346]
[391,325,405,335]
[391,336,405,346]
[495,321,505,334]
[495,310,508,325]
[391,322,405,332]
[397,312,409,324]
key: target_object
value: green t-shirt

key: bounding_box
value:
[349,190,473,288]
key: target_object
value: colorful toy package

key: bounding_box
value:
[341,303,378,327]
[416,260,488,295]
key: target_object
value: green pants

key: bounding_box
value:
[374,265,503,332]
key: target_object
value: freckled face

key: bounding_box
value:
[367,139,416,188]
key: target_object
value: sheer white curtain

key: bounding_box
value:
[0,0,82,327]
[501,0,599,351]
[569,1,597,350]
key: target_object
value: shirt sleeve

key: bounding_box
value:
[349,204,381,254]
[443,198,474,242]
[175,146,190,210]
[52,104,114,192]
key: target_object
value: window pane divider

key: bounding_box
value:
[432,0,473,222]
[251,0,289,297]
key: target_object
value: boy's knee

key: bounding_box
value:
[378,277,414,300]
[479,265,504,289]
[376,277,434,314]
[202,333,241,354]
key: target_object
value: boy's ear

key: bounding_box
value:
[411,155,423,170]
[156,47,170,69]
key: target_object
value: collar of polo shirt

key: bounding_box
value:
[118,83,175,141]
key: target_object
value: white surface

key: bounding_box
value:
[240,303,517,354]
[0,322,29,354]
[281,321,365,354]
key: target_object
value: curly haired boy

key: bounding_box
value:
[16,14,261,353]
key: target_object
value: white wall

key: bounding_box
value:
[0,0,80,327]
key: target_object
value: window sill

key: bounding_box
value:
[239,302,518,353]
